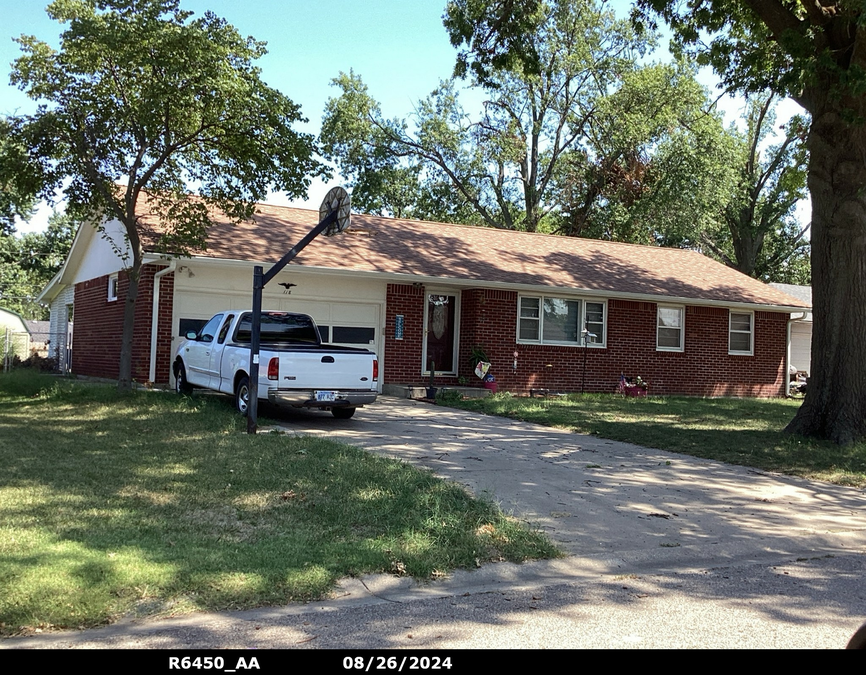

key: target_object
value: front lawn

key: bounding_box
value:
[449,393,866,487]
[0,371,557,635]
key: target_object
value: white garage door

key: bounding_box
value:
[790,322,812,375]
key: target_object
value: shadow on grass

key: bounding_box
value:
[0,372,556,633]
[452,394,866,486]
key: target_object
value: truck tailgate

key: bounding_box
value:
[275,350,373,390]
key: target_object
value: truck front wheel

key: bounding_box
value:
[332,407,356,419]
[175,362,192,395]
[235,376,250,416]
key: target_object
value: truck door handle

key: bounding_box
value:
[321,356,335,363]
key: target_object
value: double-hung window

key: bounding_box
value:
[729,311,754,355]
[518,296,606,347]
[657,306,684,351]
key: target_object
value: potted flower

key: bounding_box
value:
[617,374,648,397]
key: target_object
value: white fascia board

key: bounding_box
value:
[35,218,100,303]
[36,269,64,304]
[155,254,811,314]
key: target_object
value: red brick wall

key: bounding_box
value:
[383,285,788,397]
[72,264,175,384]
[154,271,174,384]
[384,283,428,383]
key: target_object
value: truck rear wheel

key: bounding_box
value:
[235,376,250,416]
[332,406,356,419]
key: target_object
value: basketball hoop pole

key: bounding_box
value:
[247,209,340,434]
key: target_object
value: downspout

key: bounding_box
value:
[786,312,808,396]
[149,262,176,384]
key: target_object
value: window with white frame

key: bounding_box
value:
[729,311,753,355]
[517,296,606,346]
[107,273,119,302]
[657,305,684,351]
[584,301,605,345]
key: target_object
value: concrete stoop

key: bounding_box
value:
[382,383,491,399]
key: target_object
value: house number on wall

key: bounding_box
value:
[395,315,404,340]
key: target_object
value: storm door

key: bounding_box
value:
[423,293,458,374]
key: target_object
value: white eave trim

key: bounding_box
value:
[37,217,102,304]
[148,253,812,314]
[36,269,64,304]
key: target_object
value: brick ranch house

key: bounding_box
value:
[39,202,810,397]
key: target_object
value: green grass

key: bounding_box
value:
[449,393,866,488]
[0,371,558,635]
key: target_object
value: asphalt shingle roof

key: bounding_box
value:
[141,202,810,310]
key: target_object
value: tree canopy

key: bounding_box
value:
[0,117,43,235]
[323,1,728,238]
[0,211,76,320]
[5,0,324,389]
[698,95,810,282]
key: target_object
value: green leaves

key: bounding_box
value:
[8,0,323,252]
[324,1,673,233]
[443,0,546,82]
[0,210,76,319]
[5,0,325,389]
[634,0,866,111]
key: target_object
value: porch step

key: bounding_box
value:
[382,384,492,399]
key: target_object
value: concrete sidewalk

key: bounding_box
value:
[5,397,865,649]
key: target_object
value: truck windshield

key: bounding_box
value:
[234,313,320,345]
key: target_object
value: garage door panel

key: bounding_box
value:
[331,302,376,323]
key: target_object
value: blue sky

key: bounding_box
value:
[2,1,806,232]
[2,1,474,230]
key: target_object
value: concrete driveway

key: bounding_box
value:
[269,397,866,568]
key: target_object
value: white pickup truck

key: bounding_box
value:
[173,311,378,419]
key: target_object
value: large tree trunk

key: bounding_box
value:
[117,258,141,392]
[785,102,866,444]
[117,218,143,393]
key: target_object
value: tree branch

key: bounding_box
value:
[741,0,804,38]
[798,0,833,27]
[699,231,736,267]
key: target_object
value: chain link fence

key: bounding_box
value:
[1,327,72,373]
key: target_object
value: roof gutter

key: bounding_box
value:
[149,261,176,384]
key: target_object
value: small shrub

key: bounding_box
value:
[436,389,464,405]
[20,352,59,372]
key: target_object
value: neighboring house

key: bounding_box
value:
[37,272,75,372]
[770,283,812,376]
[39,202,810,396]
[24,320,51,357]
[0,306,31,362]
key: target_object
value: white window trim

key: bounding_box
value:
[516,295,607,348]
[107,273,119,302]
[656,304,685,352]
[728,310,754,356]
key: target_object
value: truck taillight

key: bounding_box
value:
[373,359,378,381]
[267,357,279,380]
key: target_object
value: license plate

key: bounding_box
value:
[315,390,336,402]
